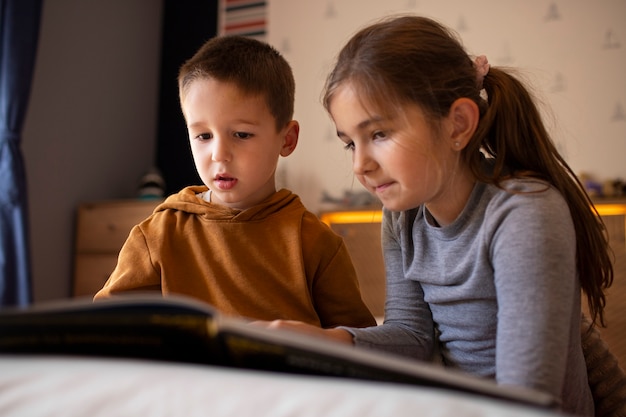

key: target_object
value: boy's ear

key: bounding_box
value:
[280,120,299,157]
[447,98,479,151]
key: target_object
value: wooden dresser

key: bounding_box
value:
[72,199,162,297]
[72,198,625,304]
[320,210,385,320]
[592,197,626,243]
[320,199,626,322]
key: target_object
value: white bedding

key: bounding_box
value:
[0,355,564,417]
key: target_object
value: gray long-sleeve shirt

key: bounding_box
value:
[347,179,593,416]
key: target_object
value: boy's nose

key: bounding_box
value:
[211,137,232,162]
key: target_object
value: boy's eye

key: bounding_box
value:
[343,141,355,151]
[234,132,252,139]
[195,133,212,140]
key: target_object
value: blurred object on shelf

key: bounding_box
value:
[321,189,381,208]
[580,173,626,198]
[138,167,166,199]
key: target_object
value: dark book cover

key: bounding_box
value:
[0,294,557,410]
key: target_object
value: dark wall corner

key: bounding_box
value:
[156,0,218,196]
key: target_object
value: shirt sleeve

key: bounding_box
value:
[93,224,161,299]
[301,213,377,329]
[489,186,577,397]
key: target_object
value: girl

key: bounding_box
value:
[269,15,614,415]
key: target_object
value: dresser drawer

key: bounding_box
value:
[73,254,119,297]
[328,221,385,320]
[73,199,162,297]
[75,200,160,252]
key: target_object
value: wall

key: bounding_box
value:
[20,0,625,302]
[22,0,163,302]
[267,0,626,213]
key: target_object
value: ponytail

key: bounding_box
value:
[468,68,613,327]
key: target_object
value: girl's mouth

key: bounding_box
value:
[374,182,392,193]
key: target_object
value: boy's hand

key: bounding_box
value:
[252,320,355,345]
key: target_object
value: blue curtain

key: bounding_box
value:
[0,0,42,307]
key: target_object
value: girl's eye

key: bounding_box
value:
[234,132,252,139]
[373,130,386,140]
[343,141,355,151]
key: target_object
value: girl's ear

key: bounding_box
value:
[447,98,479,151]
[280,120,300,157]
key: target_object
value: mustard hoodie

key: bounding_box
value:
[94,186,376,328]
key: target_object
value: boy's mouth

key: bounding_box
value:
[214,174,237,190]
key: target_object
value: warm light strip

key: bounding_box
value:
[320,210,383,225]
[594,204,626,216]
[320,203,626,226]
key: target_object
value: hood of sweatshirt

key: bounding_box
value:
[154,185,304,222]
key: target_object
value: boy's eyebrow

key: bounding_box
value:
[187,121,206,130]
[187,119,261,130]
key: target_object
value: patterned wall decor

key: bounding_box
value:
[266,0,626,212]
[219,0,267,40]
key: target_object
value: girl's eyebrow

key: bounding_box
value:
[336,115,384,137]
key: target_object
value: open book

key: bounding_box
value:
[0,294,556,410]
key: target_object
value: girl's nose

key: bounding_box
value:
[352,147,376,175]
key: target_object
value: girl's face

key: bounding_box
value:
[182,78,298,210]
[329,82,468,221]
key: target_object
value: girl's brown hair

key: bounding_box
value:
[323,15,613,327]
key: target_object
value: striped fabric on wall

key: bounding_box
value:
[219,0,267,40]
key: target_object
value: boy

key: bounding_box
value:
[94,36,376,329]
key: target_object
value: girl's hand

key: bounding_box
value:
[253,319,355,345]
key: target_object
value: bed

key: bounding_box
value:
[0,354,565,417]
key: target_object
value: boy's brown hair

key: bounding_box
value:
[178,35,295,131]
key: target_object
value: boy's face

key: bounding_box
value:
[182,78,298,210]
